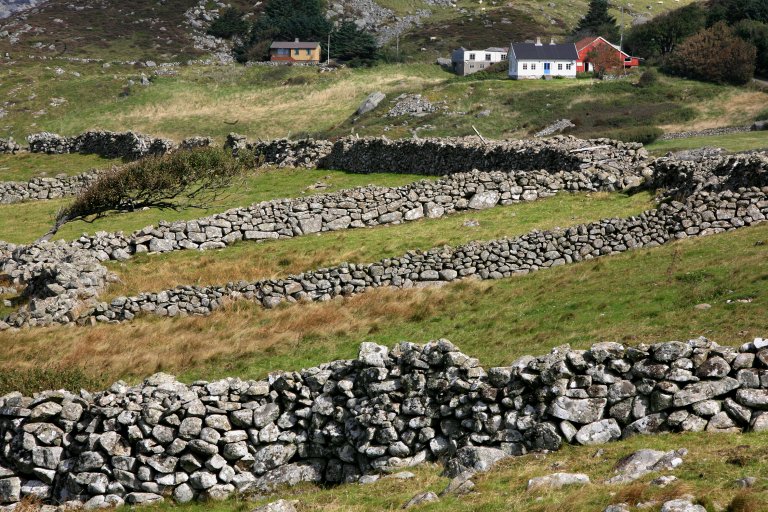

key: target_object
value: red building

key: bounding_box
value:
[575,36,640,73]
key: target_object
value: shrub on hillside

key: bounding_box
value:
[624,4,707,62]
[734,20,768,76]
[40,148,253,241]
[637,69,659,88]
[605,126,663,145]
[574,0,619,41]
[664,22,757,85]
[207,7,250,39]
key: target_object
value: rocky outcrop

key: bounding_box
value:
[0,336,767,507]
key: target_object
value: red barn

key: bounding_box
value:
[576,36,640,73]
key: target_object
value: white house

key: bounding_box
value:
[451,47,508,76]
[508,38,578,79]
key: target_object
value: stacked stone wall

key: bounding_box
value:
[0,171,102,205]
[0,336,767,507]
[26,131,176,160]
[2,151,767,329]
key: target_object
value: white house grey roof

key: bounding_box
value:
[511,43,578,60]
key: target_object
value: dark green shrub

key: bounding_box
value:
[207,7,250,39]
[664,22,757,84]
[605,126,664,144]
[637,69,659,87]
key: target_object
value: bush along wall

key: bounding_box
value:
[0,336,767,507]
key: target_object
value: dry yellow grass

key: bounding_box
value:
[109,70,443,140]
[0,284,464,385]
[661,90,768,132]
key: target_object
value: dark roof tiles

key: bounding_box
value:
[511,43,578,61]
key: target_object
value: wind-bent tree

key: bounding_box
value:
[39,148,253,242]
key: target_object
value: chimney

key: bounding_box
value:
[295,38,299,43]
[535,36,542,46]
[550,37,556,45]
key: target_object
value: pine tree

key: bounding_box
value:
[575,0,619,41]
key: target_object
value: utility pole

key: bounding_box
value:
[327,32,331,65]
[396,33,400,62]
[620,6,626,75]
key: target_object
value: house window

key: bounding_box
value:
[485,53,491,61]
[557,63,563,70]
[501,54,507,60]
[522,63,528,70]
[469,53,476,60]
[276,48,289,55]
[294,49,300,55]
[531,63,536,70]
[566,63,572,70]
[306,49,312,55]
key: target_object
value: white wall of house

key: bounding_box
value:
[453,49,507,63]
[508,58,577,79]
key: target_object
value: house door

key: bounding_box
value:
[544,62,551,75]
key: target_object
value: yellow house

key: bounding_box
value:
[269,39,322,63]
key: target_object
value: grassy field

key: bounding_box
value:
[647,131,768,156]
[0,153,118,182]
[0,167,430,244]
[1,212,765,395]
[1,60,765,143]
[103,191,654,298]
[138,432,767,512]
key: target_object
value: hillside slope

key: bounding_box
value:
[0,0,699,62]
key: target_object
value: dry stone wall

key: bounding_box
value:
[0,171,101,205]
[73,152,767,325]
[26,131,176,160]
[0,163,644,328]
[232,135,650,178]
[1,336,767,508]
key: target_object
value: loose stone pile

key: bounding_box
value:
[0,336,767,508]
[386,94,441,117]
[0,138,19,154]
[0,171,101,205]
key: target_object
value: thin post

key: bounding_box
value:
[327,32,331,65]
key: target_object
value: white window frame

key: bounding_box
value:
[522,63,528,70]
[557,63,563,70]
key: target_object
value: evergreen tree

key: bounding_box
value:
[574,0,619,41]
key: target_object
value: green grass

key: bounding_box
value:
[1,207,765,392]
[0,167,431,244]
[103,191,655,298]
[0,153,118,182]
[647,131,768,155]
[0,60,761,143]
